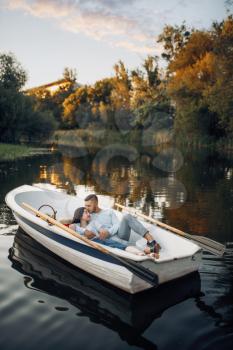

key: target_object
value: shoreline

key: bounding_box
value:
[48,129,233,152]
[0,143,51,161]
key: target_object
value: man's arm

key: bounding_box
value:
[84,222,98,239]
[98,210,120,239]
[98,228,110,240]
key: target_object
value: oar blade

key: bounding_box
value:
[191,235,225,256]
[192,235,225,249]
[193,240,225,256]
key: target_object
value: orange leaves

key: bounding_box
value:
[222,15,233,36]
[169,31,213,72]
[168,51,216,100]
[166,16,233,136]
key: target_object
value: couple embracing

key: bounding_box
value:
[69,194,160,258]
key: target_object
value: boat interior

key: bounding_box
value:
[12,186,201,263]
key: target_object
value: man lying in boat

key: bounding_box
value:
[69,194,160,258]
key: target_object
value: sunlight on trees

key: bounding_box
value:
[166,16,233,138]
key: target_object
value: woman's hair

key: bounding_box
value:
[72,207,85,224]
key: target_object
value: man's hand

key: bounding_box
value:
[98,228,109,240]
[84,230,96,239]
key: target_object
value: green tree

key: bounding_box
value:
[0,52,27,91]
[157,23,191,63]
[22,101,58,142]
[63,67,77,84]
[133,94,173,131]
[0,52,57,142]
[131,55,162,109]
[130,55,173,133]
[143,55,161,88]
[62,86,93,128]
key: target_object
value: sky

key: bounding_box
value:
[0,0,229,89]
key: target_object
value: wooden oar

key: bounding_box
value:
[22,202,158,287]
[115,203,225,256]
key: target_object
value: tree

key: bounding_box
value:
[133,80,174,133]
[225,0,233,12]
[204,16,233,135]
[169,31,213,72]
[143,55,161,88]
[0,52,27,91]
[157,23,191,64]
[0,87,57,142]
[63,67,77,84]
[22,105,58,142]
[0,52,57,142]
[130,69,149,109]
[130,56,163,109]
[111,60,131,110]
[62,86,93,128]
[165,19,233,138]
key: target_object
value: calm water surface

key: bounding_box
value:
[0,146,233,349]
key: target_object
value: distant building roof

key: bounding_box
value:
[24,78,78,95]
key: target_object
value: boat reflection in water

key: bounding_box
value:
[9,228,202,349]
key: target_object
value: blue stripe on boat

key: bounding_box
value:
[15,213,122,266]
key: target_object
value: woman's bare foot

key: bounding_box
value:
[126,246,146,256]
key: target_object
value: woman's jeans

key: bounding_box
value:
[93,238,127,250]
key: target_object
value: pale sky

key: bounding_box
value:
[0,0,229,88]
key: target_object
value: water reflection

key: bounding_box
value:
[35,146,233,243]
[9,228,201,349]
[0,153,60,203]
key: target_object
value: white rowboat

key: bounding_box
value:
[5,185,202,293]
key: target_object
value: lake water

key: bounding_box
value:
[0,145,233,349]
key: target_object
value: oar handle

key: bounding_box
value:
[22,202,110,255]
[115,203,188,238]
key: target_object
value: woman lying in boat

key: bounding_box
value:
[69,207,160,258]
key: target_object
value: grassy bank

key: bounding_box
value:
[174,134,233,151]
[49,129,172,148]
[48,129,233,154]
[0,143,48,161]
